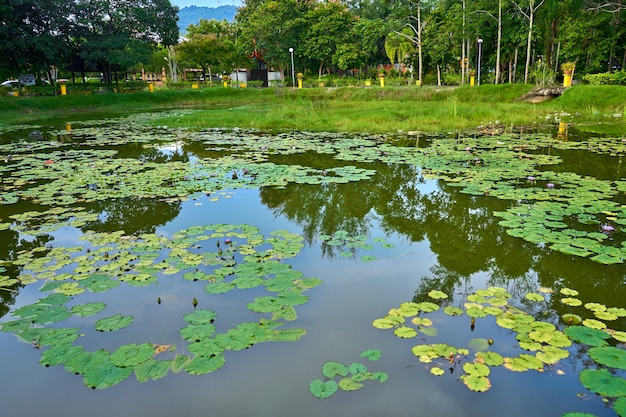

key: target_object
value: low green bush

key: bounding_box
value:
[582,71,626,85]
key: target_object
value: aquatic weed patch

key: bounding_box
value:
[371,286,626,415]
[0,224,321,389]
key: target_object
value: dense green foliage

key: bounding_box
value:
[2,0,625,86]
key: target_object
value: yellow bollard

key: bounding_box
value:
[297,73,303,89]
[563,73,572,87]
[60,83,67,95]
[470,76,475,86]
[192,83,199,89]
[148,83,154,92]
[378,73,385,88]
[65,123,72,132]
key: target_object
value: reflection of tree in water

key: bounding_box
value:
[247,146,626,317]
[0,228,54,318]
[80,198,181,235]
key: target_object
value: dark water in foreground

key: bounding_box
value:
[0,118,624,417]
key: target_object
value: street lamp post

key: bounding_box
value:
[289,47,295,88]
[477,38,483,86]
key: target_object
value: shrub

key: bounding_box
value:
[582,71,626,85]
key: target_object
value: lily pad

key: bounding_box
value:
[588,346,626,370]
[579,368,626,397]
[309,379,338,399]
[94,314,133,332]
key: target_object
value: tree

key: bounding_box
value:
[177,34,236,79]
[0,0,72,79]
[512,0,546,83]
[237,0,312,76]
[71,0,179,83]
[302,2,360,76]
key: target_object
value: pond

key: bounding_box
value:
[1,113,625,417]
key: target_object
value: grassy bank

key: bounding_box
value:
[1,84,624,133]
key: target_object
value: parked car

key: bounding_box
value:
[1,80,20,88]
[199,74,222,82]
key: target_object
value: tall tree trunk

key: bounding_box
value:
[496,0,502,84]
[417,0,423,85]
[461,0,466,85]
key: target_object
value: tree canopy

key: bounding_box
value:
[1,0,625,84]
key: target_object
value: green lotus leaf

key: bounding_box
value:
[184,354,226,375]
[561,413,599,417]
[427,290,448,300]
[443,305,463,316]
[411,317,433,327]
[0,319,30,333]
[94,314,133,332]
[348,362,368,375]
[590,253,623,264]
[247,296,282,313]
[579,369,626,397]
[82,274,120,293]
[607,307,626,317]
[561,313,582,325]
[394,326,418,338]
[360,255,377,262]
[188,339,224,357]
[466,306,488,318]
[584,302,607,312]
[372,371,388,382]
[232,275,264,289]
[561,297,583,306]
[171,355,190,373]
[82,350,133,389]
[430,366,445,376]
[180,323,216,342]
[583,319,607,329]
[564,326,610,347]
[134,358,171,382]
[372,316,403,329]
[204,281,235,294]
[39,344,85,367]
[463,362,490,377]
[503,354,543,372]
[309,379,338,399]
[614,397,626,417]
[37,293,71,306]
[476,351,504,366]
[536,346,569,364]
[322,361,349,378]
[39,328,80,346]
[524,292,544,302]
[560,288,579,296]
[588,346,626,370]
[276,290,308,306]
[460,374,491,392]
[110,343,155,367]
[338,377,364,391]
[608,330,626,343]
[360,349,382,362]
[269,328,306,342]
[397,302,421,316]
[182,271,208,281]
[71,302,106,317]
[183,309,217,324]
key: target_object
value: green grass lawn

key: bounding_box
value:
[1,84,624,134]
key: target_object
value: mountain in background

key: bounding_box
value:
[178,6,238,33]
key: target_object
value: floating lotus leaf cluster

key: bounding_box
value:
[0,224,321,389]
[372,286,626,416]
[309,349,388,399]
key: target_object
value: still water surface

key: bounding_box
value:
[0,116,624,417]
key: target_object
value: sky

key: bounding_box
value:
[171,0,242,7]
